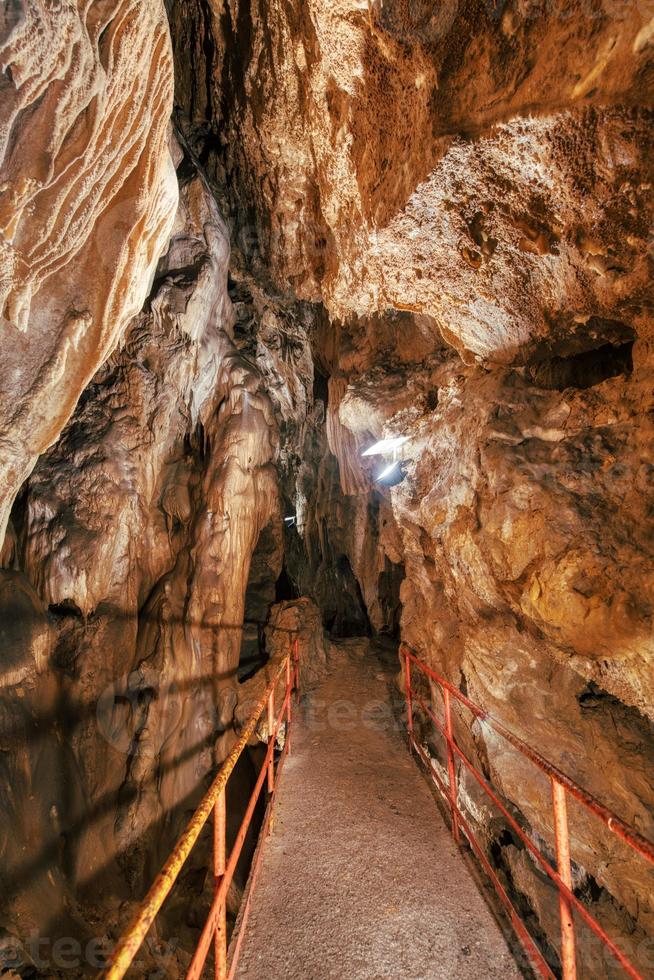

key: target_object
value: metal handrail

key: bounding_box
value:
[401,643,654,980]
[103,638,300,980]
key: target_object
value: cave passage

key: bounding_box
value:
[1,1,654,978]
[233,642,521,980]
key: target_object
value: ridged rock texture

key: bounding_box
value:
[0,144,290,965]
[0,1,178,543]
[1,0,654,976]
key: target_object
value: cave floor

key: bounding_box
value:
[233,639,523,980]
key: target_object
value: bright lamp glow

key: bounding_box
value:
[375,460,409,486]
[377,462,398,480]
[361,436,409,457]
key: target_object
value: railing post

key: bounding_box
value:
[213,791,227,980]
[443,686,460,845]
[267,688,275,794]
[285,654,292,755]
[403,645,413,750]
[294,636,300,704]
[552,778,577,980]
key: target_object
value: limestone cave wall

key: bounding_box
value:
[0,138,287,962]
[176,1,654,973]
[0,0,178,544]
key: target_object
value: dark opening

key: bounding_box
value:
[527,340,634,391]
[322,554,371,638]
[183,421,210,462]
[238,523,280,681]
[313,367,329,407]
[577,680,620,708]
[8,479,30,546]
[275,564,298,602]
[48,599,84,620]
[377,557,405,638]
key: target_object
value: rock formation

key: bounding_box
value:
[0,138,284,966]
[0,1,178,544]
[1,0,654,976]
[170,1,654,973]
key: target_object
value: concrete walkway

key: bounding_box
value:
[234,641,523,980]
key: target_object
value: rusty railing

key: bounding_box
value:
[401,643,654,980]
[103,638,300,980]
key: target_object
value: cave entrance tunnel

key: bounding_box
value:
[321,552,404,647]
[323,553,372,638]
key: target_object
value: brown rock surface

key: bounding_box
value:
[0,159,287,965]
[194,0,654,360]
[175,2,654,967]
[0,1,178,544]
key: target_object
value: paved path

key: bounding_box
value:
[234,642,523,980]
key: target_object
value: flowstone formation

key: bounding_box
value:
[0,144,295,967]
[0,1,178,544]
[1,0,653,976]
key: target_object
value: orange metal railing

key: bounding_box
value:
[102,638,300,980]
[401,643,654,980]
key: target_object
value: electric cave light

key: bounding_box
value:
[361,436,409,457]
[377,461,399,481]
[375,460,409,487]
